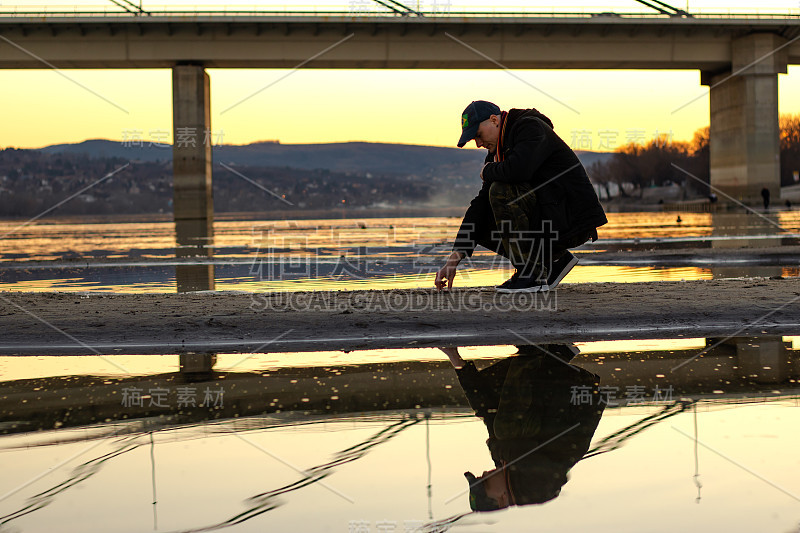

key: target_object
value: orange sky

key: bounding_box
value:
[2,0,799,151]
[2,66,799,152]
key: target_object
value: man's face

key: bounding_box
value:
[481,469,510,508]
[474,115,501,153]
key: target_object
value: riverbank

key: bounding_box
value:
[1,277,798,355]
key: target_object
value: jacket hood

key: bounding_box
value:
[507,108,554,130]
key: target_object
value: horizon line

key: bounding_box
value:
[2,137,667,155]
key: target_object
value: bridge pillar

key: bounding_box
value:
[179,352,217,378]
[732,336,789,384]
[702,33,787,207]
[172,64,215,291]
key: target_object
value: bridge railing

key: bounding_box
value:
[1,5,799,20]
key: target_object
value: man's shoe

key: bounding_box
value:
[547,251,579,290]
[495,270,520,290]
[496,275,549,293]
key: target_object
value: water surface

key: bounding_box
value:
[2,211,798,292]
[1,335,799,532]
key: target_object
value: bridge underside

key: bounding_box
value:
[0,17,799,69]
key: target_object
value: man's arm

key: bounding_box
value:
[452,184,492,257]
[439,346,466,368]
[435,183,493,291]
[482,118,554,185]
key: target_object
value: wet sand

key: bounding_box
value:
[1,277,798,355]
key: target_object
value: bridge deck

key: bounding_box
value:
[1,13,798,69]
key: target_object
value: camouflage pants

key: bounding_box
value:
[488,181,560,281]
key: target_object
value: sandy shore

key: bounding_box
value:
[1,277,799,355]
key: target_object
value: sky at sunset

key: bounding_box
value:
[1,1,799,151]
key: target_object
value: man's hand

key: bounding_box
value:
[435,251,465,291]
[438,346,465,369]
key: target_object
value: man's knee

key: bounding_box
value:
[488,181,514,206]
[488,181,537,214]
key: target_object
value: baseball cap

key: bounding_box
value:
[457,100,501,148]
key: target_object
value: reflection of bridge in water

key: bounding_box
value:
[2,336,796,436]
[1,334,797,532]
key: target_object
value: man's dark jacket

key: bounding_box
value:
[456,352,604,506]
[453,108,608,257]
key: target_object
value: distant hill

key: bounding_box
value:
[38,139,613,178]
[1,141,617,217]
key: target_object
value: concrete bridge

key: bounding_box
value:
[1,11,799,248]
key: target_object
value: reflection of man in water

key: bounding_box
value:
[440,345,604,511]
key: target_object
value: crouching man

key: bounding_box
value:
[435,100,607,293]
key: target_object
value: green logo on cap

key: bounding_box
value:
[462,113,469,129]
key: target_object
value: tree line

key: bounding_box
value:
[588,113,800,199]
